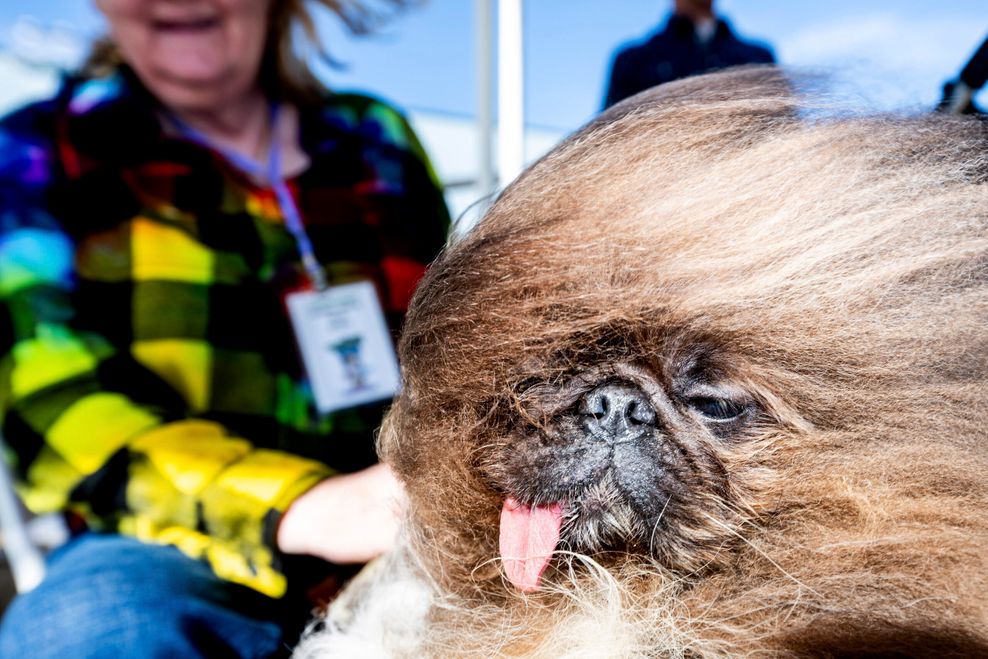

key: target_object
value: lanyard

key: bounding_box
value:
[166,104,328,290]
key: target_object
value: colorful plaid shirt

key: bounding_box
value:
[0,69,449,598]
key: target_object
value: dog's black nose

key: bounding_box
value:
[579,382,656,444]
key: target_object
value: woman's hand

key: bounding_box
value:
[276,463,404,564]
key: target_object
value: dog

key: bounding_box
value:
[296,68,988,658]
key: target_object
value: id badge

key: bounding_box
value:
[286,281,401,414]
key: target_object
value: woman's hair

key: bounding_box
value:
[82,0,409,102]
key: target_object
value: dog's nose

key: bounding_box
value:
[579,382,656,444]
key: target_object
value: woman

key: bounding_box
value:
[0,0,449,656]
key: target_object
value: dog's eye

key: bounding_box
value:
[688,397,746,421]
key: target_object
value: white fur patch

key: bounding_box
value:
[293,549,434,658]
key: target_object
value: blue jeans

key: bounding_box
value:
[0,534,305,658]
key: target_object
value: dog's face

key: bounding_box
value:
[488,353,766,591]
[377,71,988,655]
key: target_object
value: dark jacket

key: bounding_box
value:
[603,14,775,108]
[960,34,988,91]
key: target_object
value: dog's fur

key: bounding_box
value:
[296,69,988,658]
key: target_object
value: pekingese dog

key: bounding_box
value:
[296,69,988,658]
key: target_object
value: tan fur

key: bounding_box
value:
[306,69,988,657]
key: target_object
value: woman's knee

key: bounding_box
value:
[0,534,285,658]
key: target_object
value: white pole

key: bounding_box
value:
[497,0,525,188]
[475,0,495,202]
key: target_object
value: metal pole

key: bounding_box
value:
[475,0,495,203]
[497,0,525,188]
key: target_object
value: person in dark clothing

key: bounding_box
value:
[937,33,987,116]
[603,0,775,109]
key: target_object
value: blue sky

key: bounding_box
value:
[1,1,985,131]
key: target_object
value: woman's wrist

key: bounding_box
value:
[276,463,404,563]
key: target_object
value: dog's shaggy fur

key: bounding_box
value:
[296,69,988,657]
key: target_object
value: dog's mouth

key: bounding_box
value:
[498,496,564,592]
[497,477,658,592]
[494,375,676,591]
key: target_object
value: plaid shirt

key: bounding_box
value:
[0,70,449,597]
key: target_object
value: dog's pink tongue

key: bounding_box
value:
[498,497,563,592]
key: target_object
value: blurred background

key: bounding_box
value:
[0,1,985,226]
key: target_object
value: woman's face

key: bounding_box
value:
[94,0,273,111]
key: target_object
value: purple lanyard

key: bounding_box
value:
[167,104,328,290]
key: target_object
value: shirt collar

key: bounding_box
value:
[56,66,358,182]
[665,14,732,42]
